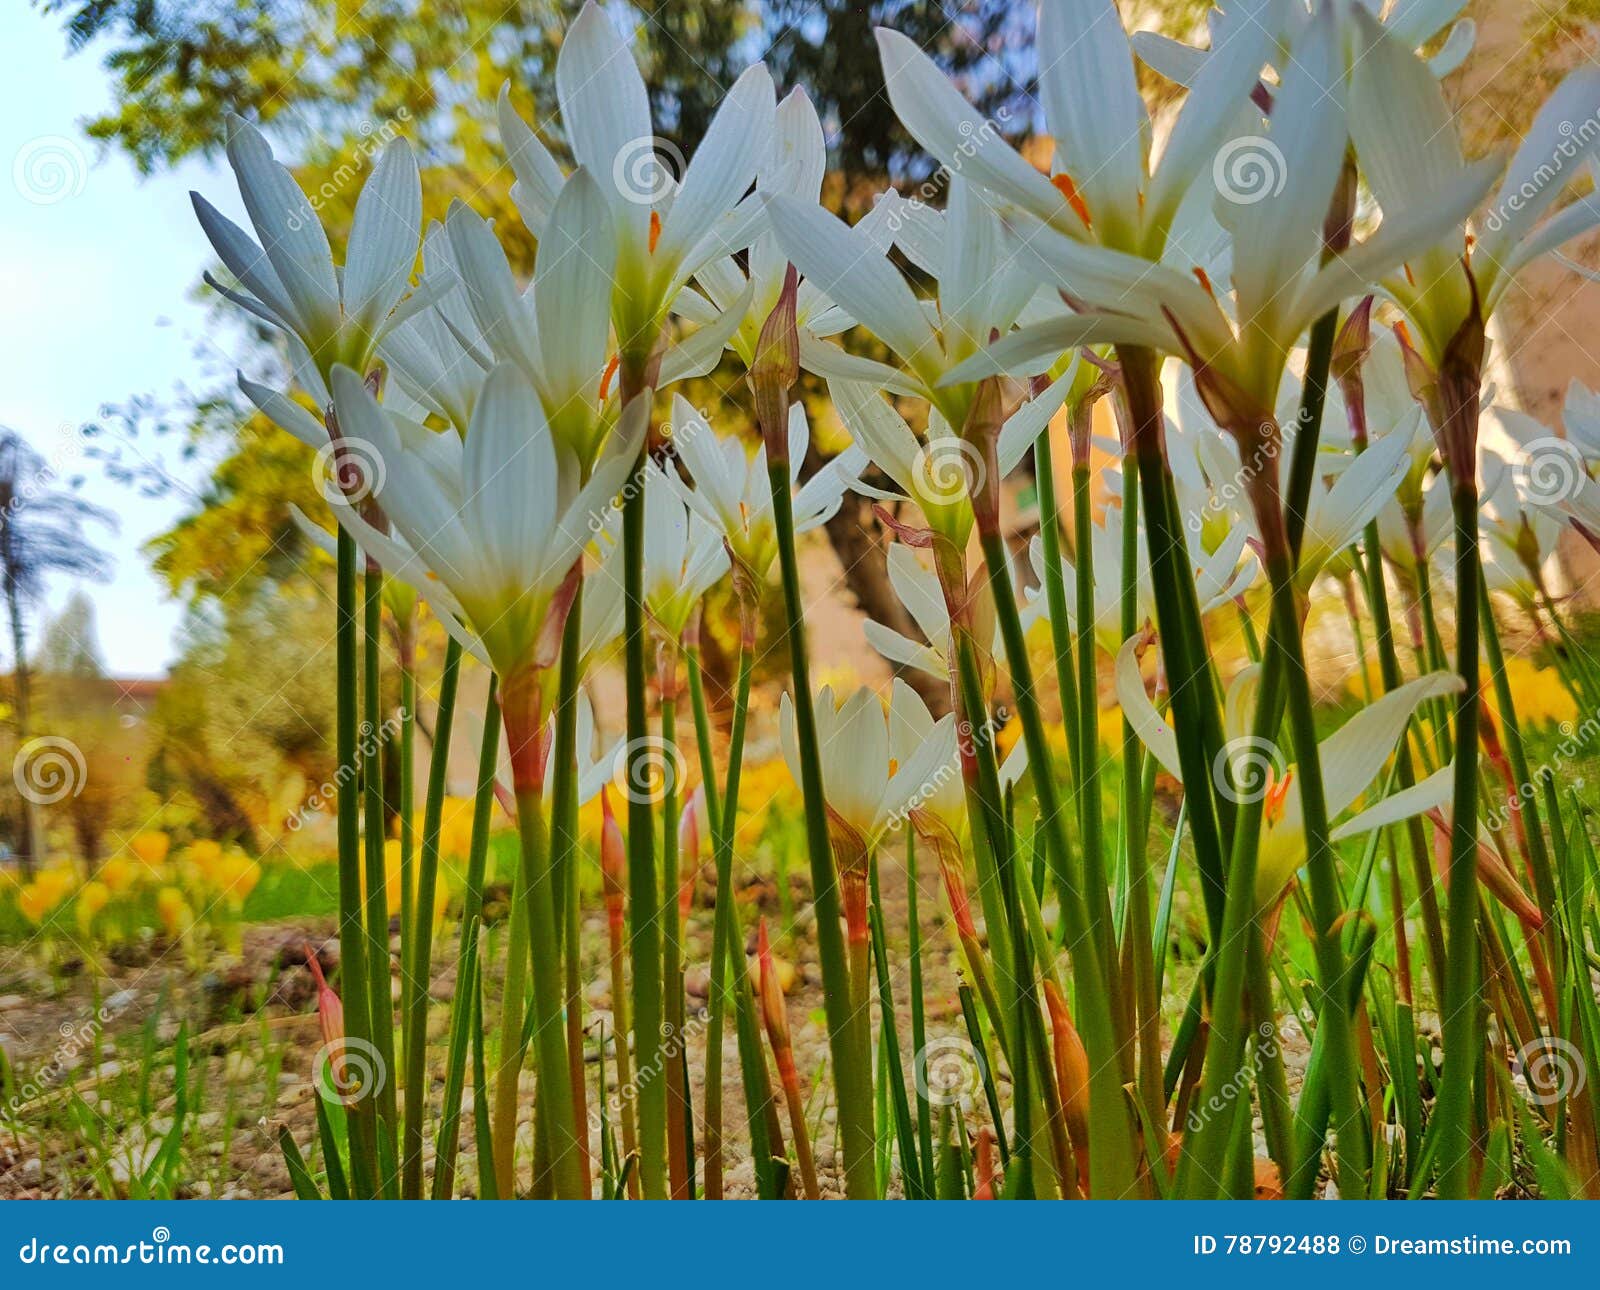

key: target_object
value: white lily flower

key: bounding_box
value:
[950,7,1498,435]
[864,545,1002,682]
[878,0,1282,267]
[1023,505,1257,654]
[193,117,434,396]
[778,680,958,861]
[1348,12,1600,371]
[665,395,870,578]
[828,378,977,549]
[688,88,891,371]
[766,176,1073,434]
[1135,0,1475,88]
[1562,379,1600,464]
[499,0,774,367]
[1481,437,1563,578]
[322,361,646,688]
[376,222,489,434]
[1116,633,1464,905]
[641,460,731,640]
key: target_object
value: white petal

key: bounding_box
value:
[1037,0,1147,238]
[344,139,422,337]
[556,1,653,251]
[535,169,616,410]
[1317,671,1465,820]
[237,373,327,449]
[498,83,568,237]
[766,194,941,374]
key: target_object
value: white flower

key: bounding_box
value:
[828,379,976,548]
[949,7,1497,430]
[666,395,869,577]
[864,545,1001,681]
[1116,633,1464,906]
[778,680,957,856]
[1023,504,1257,654]
[499,0,774,365]
[767,176,1073,433]
[1347,12,1600,368]
[323,361,646,682]
[193,117,437,397]
[641,460,731,639]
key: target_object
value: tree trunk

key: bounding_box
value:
[3,567,40,880]
[817,487,951,717]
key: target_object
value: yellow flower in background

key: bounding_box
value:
[18,867,75,924]
[96,855,138,895]
[76,880,110,934]
[155,886,192,939]
[128,831,171,875]
[212,851,261,904]
[187,838,223,881]
[1484,656,1576,730]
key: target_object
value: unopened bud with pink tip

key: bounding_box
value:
[677,787,704,923]
[304,942,343,1053]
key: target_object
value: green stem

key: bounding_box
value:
[1436,473,1483,1198]
[659,666,692,1198]
[334,531,375,1197]
[361,566,397,1186]
[401,637,460,1198]
[622,469,667,1199]
[511,775,584,1199]
[1033,427,1081,790]
[768,459,876,1198]
[976,529,1136,1196]
[433,676,500,1199]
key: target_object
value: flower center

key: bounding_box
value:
[1052,173,1092,230]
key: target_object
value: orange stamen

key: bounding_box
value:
[649,209,663,254]
[598,352,621,402]
[1051,173,1092,229]
[1264,767,1294,827]
[1403,263,1417,288]
[1192,266,1217,301]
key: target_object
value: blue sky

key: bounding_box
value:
[0,9,252,677]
